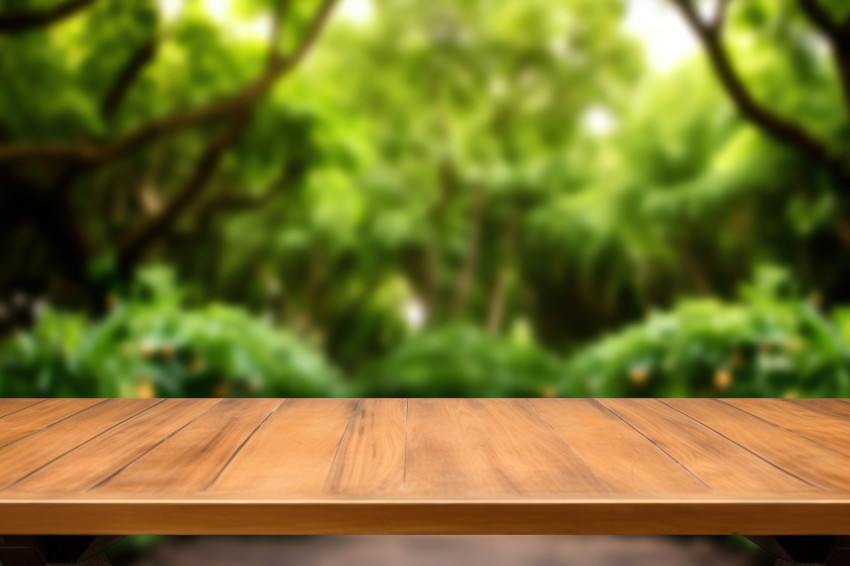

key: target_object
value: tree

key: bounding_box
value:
[670,0,850,236]
[290,0,641,335]
[6,0,848,375]
[0,0,97,34]
[0,0,338,310]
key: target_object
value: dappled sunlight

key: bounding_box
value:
[623,0,698,71]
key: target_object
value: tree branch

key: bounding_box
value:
[798,0,850,116]
[164,158,306,253]
[0,0,96,34]
[49,37,160,198]
[101,38,159,119]
[285,0,337,65]
[198,158,306,218]
[0,0,337,166]
[0,72,271,165]
[114,0,338,269]
[671,0,850,184]
[798,0,840,36]
[0,34,157,303]
[117,110,253,271]
[267,0,291,68]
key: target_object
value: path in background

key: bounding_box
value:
[126,535,761,566]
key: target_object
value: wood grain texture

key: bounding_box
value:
[93,398,279,496]
[0,398,849,535]
[664,398,850,491]
[529,399,710,494]
[721,398,850,455]
[323,398,406,497]
[0,399,158,490]
[0,398,104,448]
[209,398,358,496]
[599,398,820,494]
[5,399,220,495]
[0,399,44,419]
[404,398,609,498]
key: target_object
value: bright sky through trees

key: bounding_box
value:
[163,0,700,73]
[623,0,698,71]
[338,0,699,71]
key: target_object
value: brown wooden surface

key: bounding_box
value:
[0,398,849,535]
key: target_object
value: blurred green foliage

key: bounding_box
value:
[565,267,850,398]
[0,267,343,397]
[2,0,850,400]
[355,322,567,397]
[5,266,850,400]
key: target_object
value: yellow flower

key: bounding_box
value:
[714,369,733,390]
[630,368,649,386]
[212,383,230,398]
[541,386,558,398]
[136,377,155,399]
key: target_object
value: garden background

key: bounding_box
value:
[3,0,850,403]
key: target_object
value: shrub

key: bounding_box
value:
[562,268,850,397]
[0,267,344,398]
[355,323,568,397]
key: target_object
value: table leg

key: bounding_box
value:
[746,536,850,566]
[0,536,122,566]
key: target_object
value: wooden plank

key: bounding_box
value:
[404,398,609,498]
[0,398,104,448]
[664,398,850,492]
[323,398,406,497]
[1,500,850,536]
[530,398,711,495]
[599,398,820,494]
[722,399,850,455]
[790,399,850,419]
[0,398,848,536]
[92,398,280,496]
[208,398,358,497]
[0,399,159,489]
[3,398,220,495]
[0,399,44,419]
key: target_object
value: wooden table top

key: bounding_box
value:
[0,398,849,536]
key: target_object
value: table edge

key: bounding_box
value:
[2,499,849,535]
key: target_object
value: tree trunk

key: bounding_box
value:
[486,202,519,335]
[450,183,486,318]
